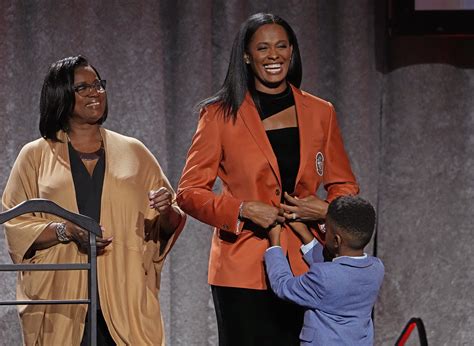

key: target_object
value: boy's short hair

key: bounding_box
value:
[327,196,376,250]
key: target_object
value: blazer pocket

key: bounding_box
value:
[299,325,315,342]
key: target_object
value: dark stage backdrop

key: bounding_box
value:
[0,1,472,345]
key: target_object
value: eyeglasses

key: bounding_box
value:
[73,80,106,96]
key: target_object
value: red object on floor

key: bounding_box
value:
[395,317,428,346]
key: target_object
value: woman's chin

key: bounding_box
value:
[255,79,288,93]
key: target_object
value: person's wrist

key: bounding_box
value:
[268,229,281,246]
[55,222,71,243]
[317,201,329,219]
[160,206,172,217]
[167,206,182,229]
[269,237,280,246]
[238,202,245,220]
[301,235,315,245]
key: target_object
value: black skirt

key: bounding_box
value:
[211,285,304,346]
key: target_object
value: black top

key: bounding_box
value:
[68,142,106,314]
[257,85,295,120]
[266,128,300,197]
[257,86,300,197]
[68,142,105,223]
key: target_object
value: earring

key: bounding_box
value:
[244,56,250,64]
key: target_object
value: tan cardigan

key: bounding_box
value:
[2,128,185,345]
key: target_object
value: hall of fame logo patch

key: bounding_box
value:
[316,152,324,176]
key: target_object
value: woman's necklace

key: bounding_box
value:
[67,135,104,161]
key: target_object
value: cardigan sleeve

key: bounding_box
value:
[149,160,186,262]
[2,143,53,263]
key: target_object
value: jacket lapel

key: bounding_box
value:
[239,93,281,186]
[293,86,311,187]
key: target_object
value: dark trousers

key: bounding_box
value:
[211,285,304,346]
[81,309,116,346]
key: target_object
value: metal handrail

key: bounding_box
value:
[0,263,90,271]
[0,198,102,346]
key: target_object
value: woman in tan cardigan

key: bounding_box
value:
[2,55,185,345]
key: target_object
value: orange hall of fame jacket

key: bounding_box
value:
[177,85,359,290]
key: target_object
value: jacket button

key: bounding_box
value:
[275,189,280,196]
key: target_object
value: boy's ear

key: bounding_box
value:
[334,234,342,249]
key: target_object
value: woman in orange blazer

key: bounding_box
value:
[177,13,358,346]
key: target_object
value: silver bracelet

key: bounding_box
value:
[238,202,245,220]
[55,222,70,243]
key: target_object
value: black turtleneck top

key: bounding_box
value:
[256,86,300,198]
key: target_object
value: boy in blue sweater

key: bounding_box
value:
[265,196,384,345]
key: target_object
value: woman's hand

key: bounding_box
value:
[281,192,328,222]
[29,222,112,255]
[65,223,112,253]
[240,201,285,229]
[149,187,183,239]
[149,187,173,215]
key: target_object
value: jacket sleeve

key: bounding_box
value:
[2,144,53,263]
[146,152,186,262]
[145,149,186,292]
[177,107,242,233]
[265,247,326,309]
[323,103,359,201]
[303,241,325,265]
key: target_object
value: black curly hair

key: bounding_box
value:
[327,196,376,250]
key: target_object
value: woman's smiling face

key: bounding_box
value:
[70,65,107,126]
[246,23,293,94]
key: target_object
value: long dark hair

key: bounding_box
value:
[197,13,302,122]
[39,55,108,141]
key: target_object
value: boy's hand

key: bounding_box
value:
[288,221,314,245]
[268,224,282,247]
